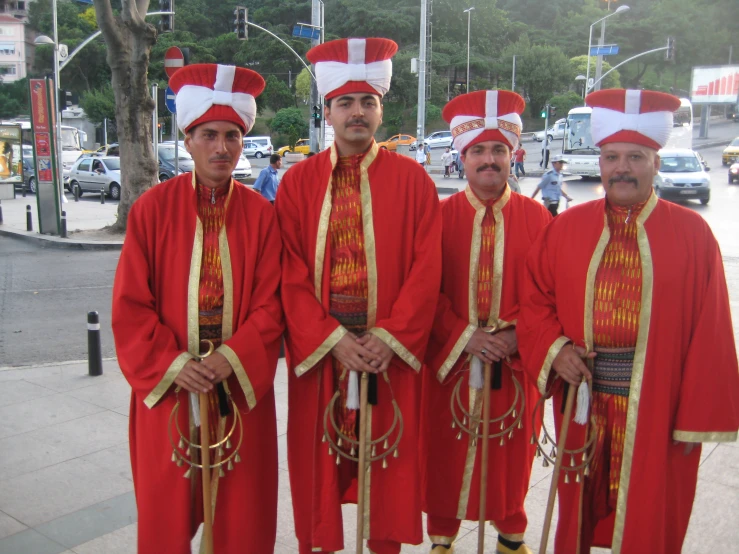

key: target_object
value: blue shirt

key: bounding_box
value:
[536,169,564,201]
[253,165,279,201]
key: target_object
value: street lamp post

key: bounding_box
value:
[575,74,587,99]
[464,7,475,92]
[585,5,629,95]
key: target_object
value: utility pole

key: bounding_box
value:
[416,0,427,143]
[309,0,320,152]
[511,55,516,92]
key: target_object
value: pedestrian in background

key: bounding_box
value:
[416,141,428,167]
[532,154,572,216]
[253,153,282,204]
[441,146,453,178]
[513,144,526,177]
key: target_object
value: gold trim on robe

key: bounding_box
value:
[368,328,422,371]
[610,192,657,554]
[217,344,256,410]
[144,352,192,408]
[672,430,738,443]
[437,323,478,383]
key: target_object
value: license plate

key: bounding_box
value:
[680,190,696,195]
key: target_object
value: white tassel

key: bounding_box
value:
[189,392,201,427]
[469,357,484,390]
[573,381,589,425]
[346,370,359,410]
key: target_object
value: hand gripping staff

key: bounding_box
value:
[167,339,244,554]
[323,368,403,554]
[535,344,597,554]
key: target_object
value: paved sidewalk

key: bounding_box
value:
[0,351,736,553]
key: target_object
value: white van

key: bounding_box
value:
[243,136,273,158]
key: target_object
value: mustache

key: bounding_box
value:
[608,174,639,188]
[345,119,368,128]
[477,164,502,173]
[209,155,232,162]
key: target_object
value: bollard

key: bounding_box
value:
[73,183,79,202]
[61,210,67,238]
[100,188,105,204]
[21,182,26,197]
[87,311,103,376]
[26,205,32,231]
[0,199,3,225]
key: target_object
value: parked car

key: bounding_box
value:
[232,154,253,183]
[413,130,453,149]
[243,138,273,158]
[157,143,195,181]
[68,156,123,199]
[653,148,711,205]
[721,136,739,166]
[13,158,36,194]
[729,161,739,184]
[377,134,416,152]
[534,119,567,142]
[277,139,311,156]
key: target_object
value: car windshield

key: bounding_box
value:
[660,156,702,173]
[103,158,121,171]
[731,138,739,147]
[159,146,192,161]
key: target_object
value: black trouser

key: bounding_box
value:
[546,200,559,217]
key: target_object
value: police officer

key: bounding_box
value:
[531,153,572,216]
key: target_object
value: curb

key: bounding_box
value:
[0,227,123,250]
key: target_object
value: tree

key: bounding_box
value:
[262,76,294,113]
[270,107,308,140]
[295,68,311,104]
[547,92,583,119]
[570,55,620,91]
[80,84,117,124]
[93,0,158,231]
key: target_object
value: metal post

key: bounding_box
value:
[173,112,179,175]
[416,0,427,142]
[103,117,108,148]
[585,24,594,99]
[100,188,105,204]
[594,18,606,92]
[0,199,3,225]
[466,9,471,91]
[26,204,32,231]
[87,311,103,376]
[60,210,67,238]
[542,105,550,169]
[699,104,710,139]
[308,0,321,153]
[74,183,79,202]
[53,0,65,211]
[152,83,159,160]
[22,181,26,197]
[511,54,516,92]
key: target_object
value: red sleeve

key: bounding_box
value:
[371,177,442,371]
[428,292,476,383]
[275,171,345,377]
[218,207,284,409]
[112,198,190,399]
[672,229,739,442]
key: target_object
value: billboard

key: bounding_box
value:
[690,65,739,104]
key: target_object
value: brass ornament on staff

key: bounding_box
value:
[322,369,404,554]
[167,339,244,554]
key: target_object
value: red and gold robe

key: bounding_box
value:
[422,186,551,538]
[112,173,283,554]
[276,142,442,551]
[518,193,739,554]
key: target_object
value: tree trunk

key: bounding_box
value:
[93,0,158,232]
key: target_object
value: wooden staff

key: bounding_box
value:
[198,340,215,554]
[539,381,576,554]
[477,360,493,554]
[356,372,370,554]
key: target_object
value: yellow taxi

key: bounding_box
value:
[277,139,311,156]
[722,136,739,166]
[377,134,416,151]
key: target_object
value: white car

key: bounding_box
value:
[162,140,251,182]
[653,148,710,205]
[534,119,566,142]
[411,130,453,150]
[68,156,122,199]
[243,139,272,159]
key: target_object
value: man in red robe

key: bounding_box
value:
[517,89,739,553]
[112,64,283,553]
[421,90,551,554]
[275,38,442,554]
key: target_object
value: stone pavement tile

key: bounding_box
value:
[0,431,73,480]
[684,478,739,551]
[275,469,296,543]
[0,393,105,440]
[0,529,67,554]
[0,365,62,383]
[278,432,288,464]
[697,443,739,489]
[275,391,288,436]
[71,522,136,554]
[79,442,133,482]
[34,492,136,550]
[27,410,129,461]
[110,403,130,417]
[0,379,57,408]
[0,511,26,540]
[67,378,132,410]
[0,458,133,528]
[274,539,299,553]
[25,369,124,394]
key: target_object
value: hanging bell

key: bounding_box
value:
[350,446,356,457]
[575,472,581,483]
[218,447,225,457]
[382,458,388,469]
[226,438,232,450]
[530,434,536,445]
[512,409,517,418]
[456,431,463,440]
[235,453,241,464]
[171,450,177,463]
[517,420,523,430]
[183,467,192,479]
[542,458,549,468]
[228,459,234,471]
[384,438,389,449]
[219,467,226,478]
[472,438,477,447]
[543,435,548,445]
[564,472,570,484]
[570,455,576,467]
[584,465,590,477]
[176,457,184,467]
[535,447,541,458]
[371,445,377,457]
[499,437,505,446]
[451,420,457,429]
[500,421,505,431]
[178,437,185,450]
[463,416,467,426]
[550,447,556,459]
[328,446,333,457]
[321,434,326,443]
[336,454,341,465]
[338,437,343,448]
[508,430,513,440]
[393,448,399,458]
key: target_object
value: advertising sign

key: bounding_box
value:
[0,124,21,200]
[690,65,739,104]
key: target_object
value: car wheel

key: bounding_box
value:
[109,183,121,200]
[700,196,710,205]
[547,135,554,142]
[28,177,37,194]
[255,152,264,159]
[159,173,170,182]
[71,180,82,196]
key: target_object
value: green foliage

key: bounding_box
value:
[80,84,116,125]
[295,68,311,104]
[570,56,620,90]
[411,103,442,123]
[0,79,29,118]
[547,92,584,118]
[270,107,308,140]
[262,76,295,113]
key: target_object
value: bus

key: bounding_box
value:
[562,98,694,178]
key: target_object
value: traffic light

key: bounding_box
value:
[58,89,73,109]
[234,6,247,40]
[540,107,547,118]
[665,37,675,62]
[312,104,321,128]
[159,0,174,33]
[548,105,557,119]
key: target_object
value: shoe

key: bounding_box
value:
[431,545,454,554]
[496,540,533,554]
